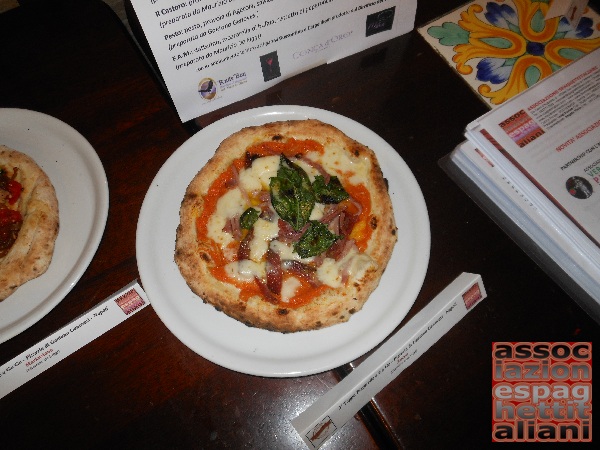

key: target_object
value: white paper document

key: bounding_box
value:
[546,0,588,28]
[129,0,416,122]
[466,49,600,247]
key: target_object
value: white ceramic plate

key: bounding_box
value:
[0,108,108,344]
[137,106,430,377]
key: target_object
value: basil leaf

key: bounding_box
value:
[294,220,340,258]
[278,155,312,191]
[312,175,349,204]
[240,207,260,229]
[270,176,296,224]
[269,155,316,231]
[270,176,315,230]
[294,186,316,229]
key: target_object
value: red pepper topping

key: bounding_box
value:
[0,208,22,225]
[0,207,23,257]
[1,167,23,205]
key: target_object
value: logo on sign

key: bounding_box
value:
[498,110,545,148]
[366,7,395,37]
[198,78,217,100]
[260,51,281,82]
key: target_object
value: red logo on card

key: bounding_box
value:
[115,289,145,315]
[462,283,482,310]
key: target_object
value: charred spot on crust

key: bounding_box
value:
[277,308,289,315]
[370,216,378,229]
[185,192,199,201]
[391,227,397,236]
[384,178,389,190]
[271,134,284,141]
[200,252,211,262]
[349,308,356,314]
[245,152,261,168]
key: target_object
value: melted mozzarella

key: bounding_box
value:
[345,252,376,279]
[316,258,342,288]
[238,155,280,192]
[225,259,265,281]
[305,146,371,185]
[316,249,377,288]
[249,218,279,262]
[269,240,314,263]
[309,202,325,221]
[207,188,246,248]
[280,277,302,303]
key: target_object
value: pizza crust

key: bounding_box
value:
[175,120,397,332]
[0,145,59,300]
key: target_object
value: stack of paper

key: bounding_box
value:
[445,49,600,321]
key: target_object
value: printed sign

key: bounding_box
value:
[129,0,417,122]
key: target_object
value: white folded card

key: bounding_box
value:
[129,0,417,122]
[291,272,486,449]
[545,0,588,27]
[0,281,149,399]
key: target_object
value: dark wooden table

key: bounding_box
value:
[1,1,598,448]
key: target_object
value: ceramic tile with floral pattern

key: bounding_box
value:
[418,0,600,107]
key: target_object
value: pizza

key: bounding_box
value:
[175,119,397,332]
[0,145,59,300]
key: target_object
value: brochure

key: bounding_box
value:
[129,0,417,122]
[447,141,600,311]
[465,49,600,247]
[445,48,600,320]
